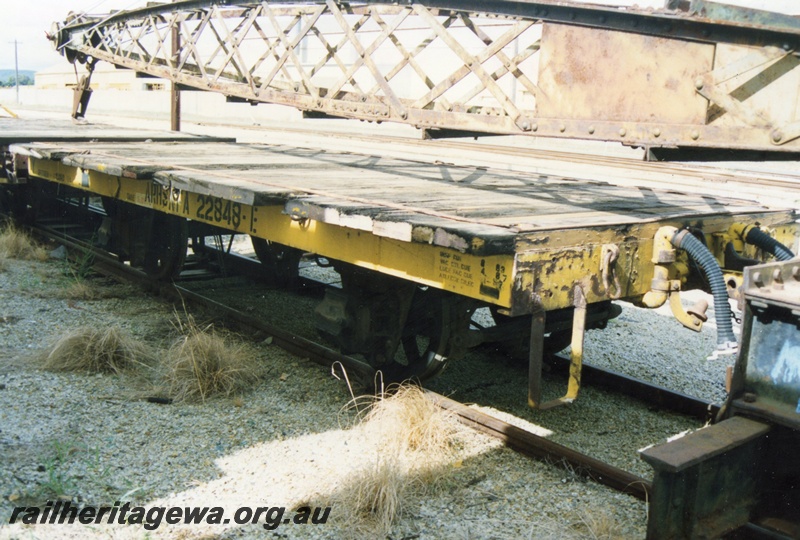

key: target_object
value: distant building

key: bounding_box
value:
[35,63,168,92]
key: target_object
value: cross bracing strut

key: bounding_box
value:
[52,1,800,153]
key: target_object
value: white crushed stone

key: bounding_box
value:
[0,255,660,539]
[0,107,772,540]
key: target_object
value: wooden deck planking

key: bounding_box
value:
[215,168,761,224]
[0,118,232,144]
[10,139,739,211]
[157,170,302,206]
[13,139,785,249]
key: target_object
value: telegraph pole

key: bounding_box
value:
[12,40,20,103]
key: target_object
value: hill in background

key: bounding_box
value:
[0,69,35,86]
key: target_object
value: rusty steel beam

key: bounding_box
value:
[426,390,652,500]
[59,1,800,43]
[51,1,800,153]
[171,13,181,132]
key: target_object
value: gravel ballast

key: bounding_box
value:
[0,245,738,539]
[0,110,746,540]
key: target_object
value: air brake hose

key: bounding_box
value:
[744,227,795,261]
[671,229,737,351]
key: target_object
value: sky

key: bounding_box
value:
[1,0,140,71]
[2,1,798,72]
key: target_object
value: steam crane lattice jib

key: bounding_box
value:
[50,0,800,157]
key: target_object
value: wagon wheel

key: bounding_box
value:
[488,307,572,360]
[489,302,621,360]
[143,212,188,280]
[251,236,303,288]
[0,186,25,220]
[379,291,474,383]
[542,329,573,355]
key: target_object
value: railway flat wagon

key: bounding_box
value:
[4,0,800,535]
[2,117,796,410]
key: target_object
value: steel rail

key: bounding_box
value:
[15,214,694,502]
[549,357,721,422]
[425,391,651,500]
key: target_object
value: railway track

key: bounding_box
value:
[19,213,737,504]
[30,2,800,533]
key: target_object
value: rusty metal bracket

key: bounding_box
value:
[666,281,705,332]
[770,119,800,145]
[71,60,96,120]
[527,304,547,409]
[528,284,587,410]
[601,244,622,300]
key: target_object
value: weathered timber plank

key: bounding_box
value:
[14,138,788,256]
[0,118,231,145]
[155,170,299,206]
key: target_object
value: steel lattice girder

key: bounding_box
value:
[53,0,800,152]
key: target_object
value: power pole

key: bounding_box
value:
[12,40,19,103]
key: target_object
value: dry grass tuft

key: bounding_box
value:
[41,326,153,374]
[360,384,460,455]
[56,280,98,301]
[575,511,626,540]
[0,221,48,262]
[323,384,465,536]
[337,453,407,532]
[162,316,261,402]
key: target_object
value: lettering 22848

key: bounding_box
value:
[195,194,242,229]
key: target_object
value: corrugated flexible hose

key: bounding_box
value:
[745,227,795,261]
[671,229,737,350]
